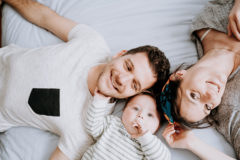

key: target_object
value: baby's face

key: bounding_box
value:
[122,94,160,137]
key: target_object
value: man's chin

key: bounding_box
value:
[97,86,113,97]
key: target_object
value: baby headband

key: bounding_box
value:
[159,79,174,124]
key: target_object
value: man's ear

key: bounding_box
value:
[169,70,187,81]
[112,50,127,59]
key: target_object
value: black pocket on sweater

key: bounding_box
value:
[28,88,60,116]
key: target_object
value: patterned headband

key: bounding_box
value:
[159,79,174,124]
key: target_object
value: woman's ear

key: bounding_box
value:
[112,50,127,59]
[169,70,187,81]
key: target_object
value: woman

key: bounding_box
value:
[161,0,240,159]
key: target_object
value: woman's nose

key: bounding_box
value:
[203,90,219,106]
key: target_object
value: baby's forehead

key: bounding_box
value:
[125,94,157,111]
[126,94,156,105]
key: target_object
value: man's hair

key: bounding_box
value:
[125,45,170,94]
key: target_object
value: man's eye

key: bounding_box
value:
[126,62,131,71]
[133,82,137,91]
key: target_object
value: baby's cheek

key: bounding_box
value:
[149,119,160,133]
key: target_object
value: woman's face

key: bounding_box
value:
[176,67,227,122]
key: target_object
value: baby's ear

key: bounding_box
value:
[169,70,187,81]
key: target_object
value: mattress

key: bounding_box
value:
[0,0,237,159]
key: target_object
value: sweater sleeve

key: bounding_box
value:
[85,97,115,139]
[190,0,234,58]
[136,132,171,160]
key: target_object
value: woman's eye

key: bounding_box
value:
[190,92,199,100]
[205,104,212,111]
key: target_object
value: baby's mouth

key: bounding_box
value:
[133,123,140,132]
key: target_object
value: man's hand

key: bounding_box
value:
[4,0,77,42]
[228,0,240,40]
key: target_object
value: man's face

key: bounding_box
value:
[97,52,157,99]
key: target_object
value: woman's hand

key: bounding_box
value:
[163,124,236,160]
[162,123,195,149]
[228,0,240,40]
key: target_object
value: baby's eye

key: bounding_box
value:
[148,113,153,117]
[133,107,138,111]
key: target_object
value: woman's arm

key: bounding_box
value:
[4,0,77,42]
[49,147,69,160]
[228,0,240,40]
[162,124,236,160]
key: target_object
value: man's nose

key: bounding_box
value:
[116,73,133,86]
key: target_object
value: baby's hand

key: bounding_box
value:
[132,128,149,139]
[93,88,111,102]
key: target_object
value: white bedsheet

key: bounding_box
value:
[0,0,237,159]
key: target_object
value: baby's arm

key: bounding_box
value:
[85,90,115,139]
[136,132,171,160]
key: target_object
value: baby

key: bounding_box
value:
[82,90,171,160]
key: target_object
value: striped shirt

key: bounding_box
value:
[82,98,171,160]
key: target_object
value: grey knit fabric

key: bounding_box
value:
[190,0,240,158]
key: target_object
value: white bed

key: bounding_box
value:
[0,0,237,159]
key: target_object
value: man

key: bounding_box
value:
[0,0,170,159]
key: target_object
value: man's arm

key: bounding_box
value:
[4,0,77,42]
